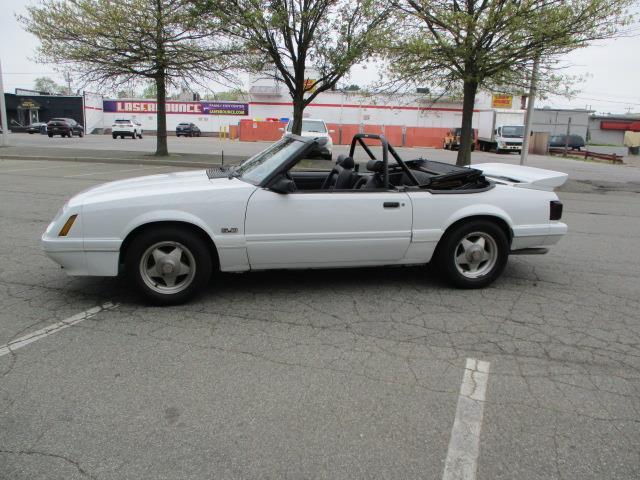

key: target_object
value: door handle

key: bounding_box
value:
[383,202,400,208]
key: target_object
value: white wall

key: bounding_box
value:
[248,91,476,128]
[83,92,104,132]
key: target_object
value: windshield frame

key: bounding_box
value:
[232,135,316,186]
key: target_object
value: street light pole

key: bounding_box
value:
[0,58,9,147]
[520,54,540,165]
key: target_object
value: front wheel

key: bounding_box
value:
[435,220,509,289]
[125,226,213,305]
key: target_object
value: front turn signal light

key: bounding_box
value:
[58,214,78,236]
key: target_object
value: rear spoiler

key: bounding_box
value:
[473,163,568,191]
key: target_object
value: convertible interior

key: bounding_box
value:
[287,133,491,193]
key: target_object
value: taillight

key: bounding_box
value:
[550,201,563,220]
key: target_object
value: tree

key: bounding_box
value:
[141,83,158,99]
[388,0,634,166]
[344,84,361,91]
[33,76,65,95]
[20,0,235,156]
[199,0,390,135]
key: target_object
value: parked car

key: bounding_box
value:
[47,118,84,138]
[549,134,585,150]
[112,119,143,139]
[443,127,475,151]
[176,122,201,137]
[282,118,333,160]
[42,133,567,305]
[26,122,47,134]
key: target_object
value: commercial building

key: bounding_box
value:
[4,90,84,130]
[588,114,640,145]
[531,108,591,140]
[5,85,610,147]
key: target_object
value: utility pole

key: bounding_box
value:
[563,117,572,158]
[520,54,540,165]
[0,58,8,147]
[63,71,73,95]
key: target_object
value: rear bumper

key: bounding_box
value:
[511,222,567,250]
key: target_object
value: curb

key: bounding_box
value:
[0,154,246,169]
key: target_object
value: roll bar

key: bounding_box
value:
[348,133,419,188]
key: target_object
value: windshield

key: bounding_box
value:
[234,137,307,184]
[501,126,524,138]
[287,120,327,133]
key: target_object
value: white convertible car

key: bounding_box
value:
[42,134,567,304]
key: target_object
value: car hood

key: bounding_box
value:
[68,169,253,207]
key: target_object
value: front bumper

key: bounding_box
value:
[42,214,120,277]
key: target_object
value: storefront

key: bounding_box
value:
[4,93,84,131]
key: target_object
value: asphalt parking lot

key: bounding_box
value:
[1,157,640,479]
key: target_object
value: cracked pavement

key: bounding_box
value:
[0,158,639,479]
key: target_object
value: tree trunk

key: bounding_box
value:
[155,73,168,157]
[290,93,305,135]
[456,80,479,166]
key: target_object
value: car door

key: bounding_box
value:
[244,188,413,269]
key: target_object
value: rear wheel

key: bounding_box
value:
[48,133,53,138]
[435,220,509,289]
[112,134,117,139]
[125,226,213,305]
[132,130,137,139]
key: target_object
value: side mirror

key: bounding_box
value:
[269,175,296,194]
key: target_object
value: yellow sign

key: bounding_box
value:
[19,99,41,110]
[491,94,513,109]
[303,78,317,93]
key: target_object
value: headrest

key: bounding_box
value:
[367,160,383,172]
[336,155,355,169]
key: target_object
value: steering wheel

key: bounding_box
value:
[321,167,339,190]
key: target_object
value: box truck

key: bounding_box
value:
[477,109,526,153]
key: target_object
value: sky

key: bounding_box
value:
[1,0,639,115]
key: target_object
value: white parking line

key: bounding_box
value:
[0,302,118,357]
[442,358,491,480]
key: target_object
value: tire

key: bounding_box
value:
[176,134,180,138]
[120,135,124,139]
[78,131,84,137]
[125,226,214,305]
[48,134,53,138]
[67,130,73,138]
[132,131,137,139]
[112,134,117,139]
[138,133,143,139]
[435,219,509,289]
